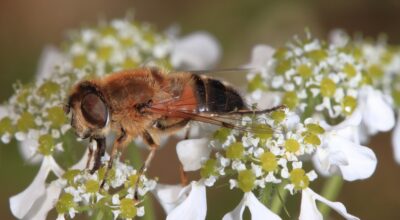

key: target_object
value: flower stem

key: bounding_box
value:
[271,184,290,217]
[93,210,104,220]
[318,175,343,217]
[259,183,274,207]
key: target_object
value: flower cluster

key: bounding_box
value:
[165,110,359,219]
[245,32,398,181]
[57,155,156,220]
[203,110,320,193]
[247,33,365,120]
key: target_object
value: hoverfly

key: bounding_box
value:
[65,68,283,196]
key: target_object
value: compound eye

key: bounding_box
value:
[81,93,108,127]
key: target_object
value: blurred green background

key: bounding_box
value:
[1,0,400,219]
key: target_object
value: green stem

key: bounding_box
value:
[259,183,274,207]
[271,184,289,217]
[94,210,104,220]
[318,175,343,217]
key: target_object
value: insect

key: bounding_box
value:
[65,68,283,195]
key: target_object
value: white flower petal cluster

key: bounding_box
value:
[313,111,377,181]
[248,36,365,119]
[157,110,358,220]
[10,156,64,219]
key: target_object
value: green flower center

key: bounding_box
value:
[290,168,309,190]
[285,139,300,153]
[260,152,277,172]
[341,96,357,115]
[200,159,217,178]
[120,198,137,219]
[238,170,256,192]
[320,78,336,97]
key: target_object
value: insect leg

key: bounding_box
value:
[179,128,191,186]
[86,138,94,169]
[154,118,190,132]
[100,130,127,188]
[90,137,106,174]
[134,130,159,200]
[227,105,287,115]
[154,119,190,185]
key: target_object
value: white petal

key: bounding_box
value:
[185,122,219,139]
[0,105,8,118]
[329,29,349,47]
[299,188,322,220]
[71,148,90,170]
[171,32,221,70]
[48,156,65,178]
[166,181,207,220]
[35,46,66,81]
[359,87,395,132]
[222,194,246,220]
[312,148,337,177]
[26,180,64,220]
[10,156,53,218]
[392,111,400,164]
[247,44,275,69]
[300,188,359,220]
[152,184,186,214]
[329,107,362,131]
[246,192,281,220]
[223,192,281,220]
[245,91,282,110]
[323,134,377,181]
[176,138,210,171]
[18,138,43,164]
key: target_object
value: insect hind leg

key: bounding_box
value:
[228,104,287,115]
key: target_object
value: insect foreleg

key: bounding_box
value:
[134,130,159,200]
[86,138,94,169]
[90,137,106,174]
[100,129,127,188]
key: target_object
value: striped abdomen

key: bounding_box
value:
[191,74,247,113]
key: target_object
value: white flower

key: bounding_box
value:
[152,184,185,213]
[153,181,207,220]
[35,46,66,81]
[170,32,221,70]
[313,112,377,181]
[26,180,64,220]
[9,156,64,219]
[299,188,359,220]
[17,130,43,164]
[176,138,211,171]
[329,29,349,48]
[222,192,281,220]
[358,86,395,136]
[392,109,400,164]
[246,44,275,70]
[10,149,88,219]
[246,91,282,110]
